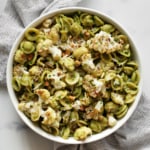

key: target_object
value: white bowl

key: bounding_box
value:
[7,7,143,144]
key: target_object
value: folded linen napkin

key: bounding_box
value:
[0,0,149,150]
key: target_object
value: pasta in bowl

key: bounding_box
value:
[7,7,142,144]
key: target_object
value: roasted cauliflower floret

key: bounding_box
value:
[111,92,124,105]
[29,66,42,76]
[35,89,50,101]
[81,53,95,73]
[36,39,52,57]
[14,49,27,64]
[107,115,117,127]
[41,107,57,125]
[18,101,41,122]
[83,75,106,98]
[13,65,27,76]
[48,25,60,44]
[74,126,92,140]
[87,31,122,54]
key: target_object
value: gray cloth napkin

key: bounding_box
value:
[0,0,149,150]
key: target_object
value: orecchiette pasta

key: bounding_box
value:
[12,11,140,141]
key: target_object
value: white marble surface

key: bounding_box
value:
[0,0,150,149]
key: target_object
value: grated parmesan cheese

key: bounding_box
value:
[87,31,122,53]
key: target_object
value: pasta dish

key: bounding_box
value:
[12,12,140,140]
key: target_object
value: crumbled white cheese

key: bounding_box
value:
[30,103,41,114]
[48,68,66,90]
[114,78,120,85]
[116,94,124,103]
[49,68,64,81]
[81,54,95,71]
[23,70,29,75]
[59,37,86,52]
[108,115,117,127]
[92,79,104,93]
[50,70,60,81]
[111,92,124,105]
[73,100,81,110]
[49,46,62,60]
[25,101,34,109]
[87,31,122,53]
[95,101,103,112]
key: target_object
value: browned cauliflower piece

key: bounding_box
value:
[83,75,106,98]
[35,89,50,102]
[74,126,92,140]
